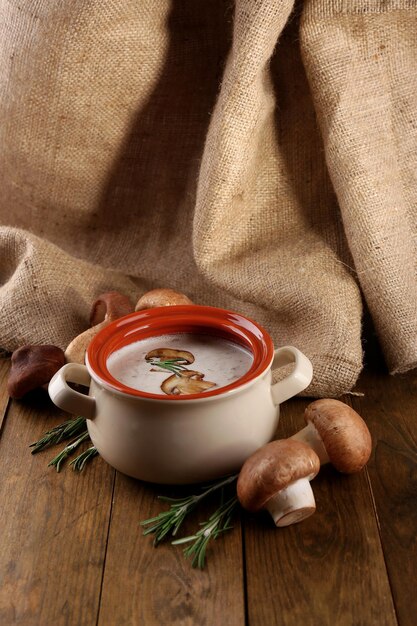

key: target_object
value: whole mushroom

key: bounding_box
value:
[65,291,134,364]
[65,321,108,365]
[237,440,320,527]
[8,345,65,399]
[290,399,372,473]
[135,288,193,311]
[89,291,134,327]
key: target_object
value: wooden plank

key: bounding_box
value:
[98,472,245,626]
[0,358,11,431]
[0,394,114,626]
[352,368,417,626]
[244,396,397,626]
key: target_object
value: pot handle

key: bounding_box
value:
[271,346,313,405]
[48,363,96,419]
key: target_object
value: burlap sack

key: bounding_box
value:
[301,0,417,374]
[0,0,415,396]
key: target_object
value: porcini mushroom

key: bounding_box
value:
[160,371,216,395]
[65,321,109,364]
[89,291,133,327]
[135,288,193,311]
[290,399,372,473]
[237,440,320,527]
[8,345,65,399]
[145,348,195,365]
[66,291,134,364]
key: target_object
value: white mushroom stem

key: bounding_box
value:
[290,422,330,465]
[265,477,316,527]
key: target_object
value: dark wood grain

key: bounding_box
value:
[1,358,416,625]
[0,359,10,431]
[352,368,417,626]
[0,396,114,626]
[97,472,245,626]
[244,397,397,626]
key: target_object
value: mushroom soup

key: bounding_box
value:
[106,333,254,395]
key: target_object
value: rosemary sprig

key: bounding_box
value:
[30,416,87,454]
[140,474,238,545]
[70,446,99,471]
[30,416,100,473]
[48,432,90,472]
[172,495,239,569]
[147,358,188,376]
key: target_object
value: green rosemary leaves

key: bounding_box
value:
[30,416,87,453]
[69,446,99,471]
[48,432,91,472]
[147,357,188,376]
[172,495,238,569]
[30,416,98,472]
[140,474,239,569]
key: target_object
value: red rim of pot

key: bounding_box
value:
[86,305,274,400]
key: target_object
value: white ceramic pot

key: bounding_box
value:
[48,305,313,484]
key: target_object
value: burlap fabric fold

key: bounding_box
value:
[0,0,416,396]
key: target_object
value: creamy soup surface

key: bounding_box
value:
[106,333,254,395]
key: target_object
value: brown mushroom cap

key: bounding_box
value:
[145,348,195,364]
[237,439,320,512]
[304,399,372,473]
[8,345,65,399]
[90,291,133,327]
[160,371,216,395]
[135,288,193,311]
[65,320,109,364]
[66,292,134,364]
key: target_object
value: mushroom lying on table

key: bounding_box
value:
[89,291,134,327]
[290,399,372,473]
[8,345,65,399]
[65,291,134,364]
[237,440,320,527]
[135,288,193,310]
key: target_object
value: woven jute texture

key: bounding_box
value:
[0,0,416,396]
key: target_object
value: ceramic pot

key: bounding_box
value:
[48,305,313,484]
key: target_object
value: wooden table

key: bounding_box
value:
[0,352,416,626]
